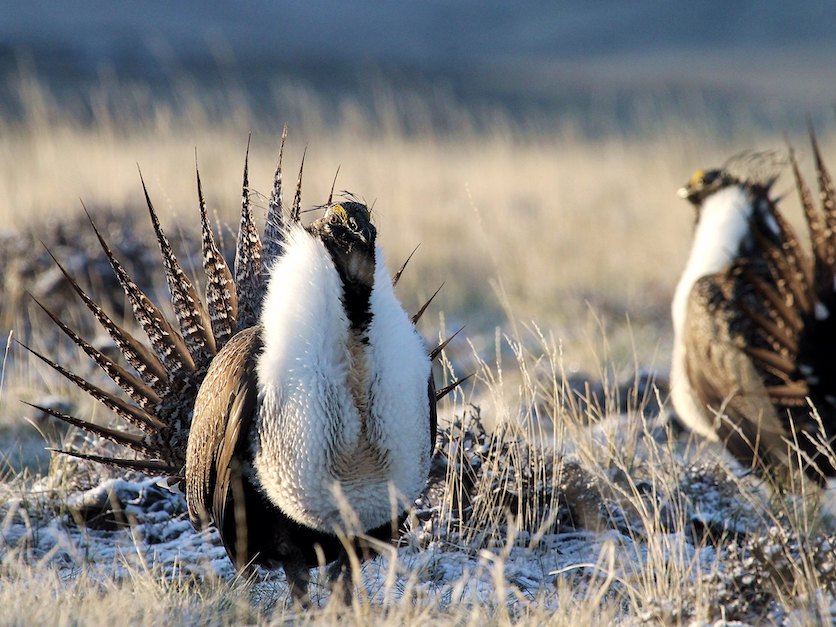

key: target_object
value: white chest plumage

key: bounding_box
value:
[671,186,753,336]
[670,186,753,437]
[253,225,432,533]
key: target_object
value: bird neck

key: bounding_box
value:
[672,185,753,335]
[326,246,375,332]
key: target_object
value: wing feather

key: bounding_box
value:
[682,275,790,468]
[185,325,261,570]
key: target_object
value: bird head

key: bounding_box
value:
[310,201,377,286]
[680,151,785,211]
[677,168,739,208]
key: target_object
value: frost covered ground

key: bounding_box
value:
[0,215,836,625]
[2,402,836,624]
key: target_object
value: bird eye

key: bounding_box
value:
[705,170,723,185]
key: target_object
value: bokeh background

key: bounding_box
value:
[2,1,836,430]
[5,1,836,126]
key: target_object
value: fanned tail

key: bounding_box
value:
[738,130,836,479]
[27,128,467,481]
[84,208,195,377]
[435,375,472,403]
[140,173,216,364]
[791,148,832,295]
[35,248,170,394]
[809,125,836,267]
[291,147,306,224]
[20,341,165,433]
[29,296,161,409]
[412,283,444,325]
[25,401,153,456]
[393,244,420,287]
[197,158,238,350]
[48,448,179,475]
[234,136,264,330]
[794,129,836,424]
[262,125,288,271]
[29,135,296,473]
[429,326,464,362]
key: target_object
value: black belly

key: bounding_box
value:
[220,476,402,570]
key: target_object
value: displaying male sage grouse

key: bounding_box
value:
[671,136,836,484]
[22,130,464,602]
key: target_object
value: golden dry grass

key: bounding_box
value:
[5,73,831,372]
[2,329,834,625]
[2,74,836,624]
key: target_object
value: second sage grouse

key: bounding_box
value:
[23,130,464,602]
[671,137,836,484]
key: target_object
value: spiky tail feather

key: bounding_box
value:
[29,132,464,478]
[31,138,294,474]
[737,130,836,479]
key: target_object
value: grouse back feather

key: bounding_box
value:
[672,137,836,483]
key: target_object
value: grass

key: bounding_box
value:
[3,325,835,624]
[1,73,836,624]
[7,71,832,368]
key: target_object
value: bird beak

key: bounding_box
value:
[677,186,690,199]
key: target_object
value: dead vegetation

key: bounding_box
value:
[1,75,836,624]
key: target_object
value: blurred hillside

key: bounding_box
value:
[2,2,836,132]
[2,2,836,382]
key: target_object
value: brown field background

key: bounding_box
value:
[1,71,836,625]
[4,75,830,377]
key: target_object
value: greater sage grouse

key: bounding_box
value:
[671,136,836,484]
[23,131,463,602]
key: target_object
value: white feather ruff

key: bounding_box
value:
[671,185,752,438]
[254,225,432,533]
[364,246,433,506]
